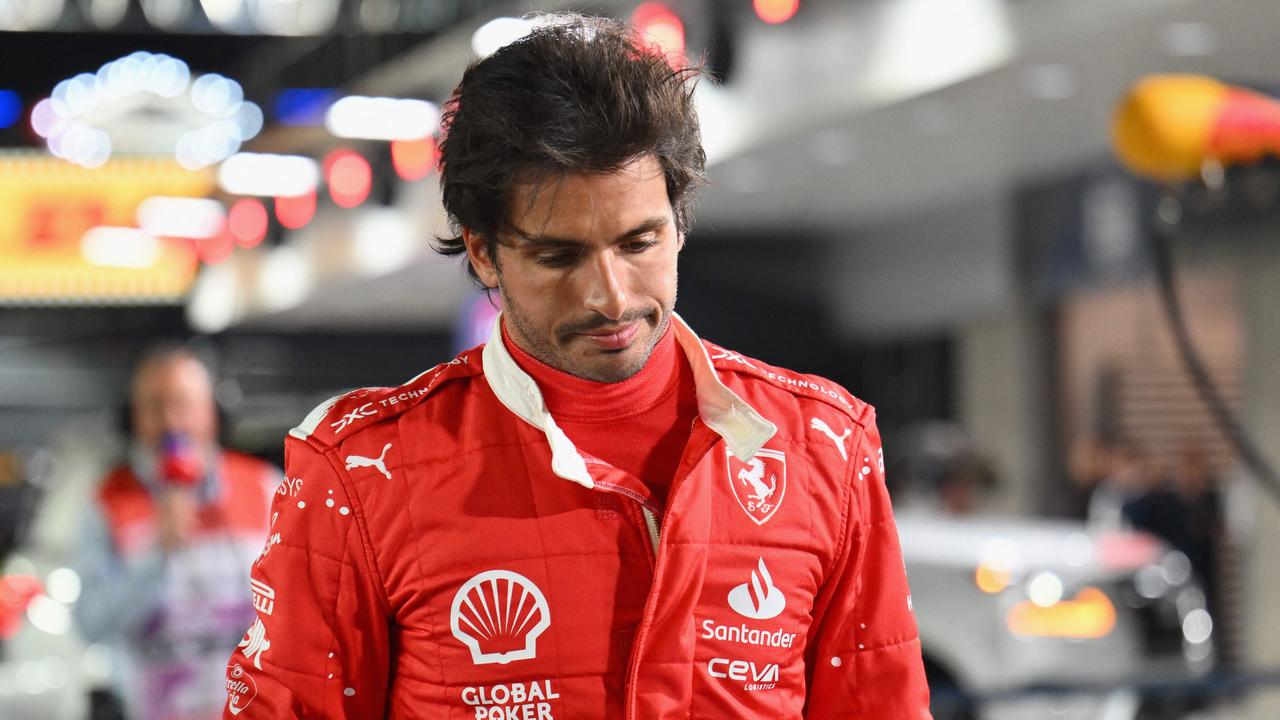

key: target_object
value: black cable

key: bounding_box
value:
[1150,193,1280,506]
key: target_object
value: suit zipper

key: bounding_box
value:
[623,500,675,719]
[622,421,717,719]
[594,480,662,554]
[592,481,662,718]
[640,507,660,554]
[621,474,690,718]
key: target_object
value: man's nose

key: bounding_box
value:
[582,250,628,321]
[162,403,189,433]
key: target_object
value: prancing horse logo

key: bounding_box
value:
[726,448,787,525]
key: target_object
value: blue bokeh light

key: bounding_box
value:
[274,88,338,127]
[0,90,22,130]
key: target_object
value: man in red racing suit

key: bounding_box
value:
[225,317,928,718]
[225,13,929,719]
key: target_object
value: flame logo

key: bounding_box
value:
[727,558,786,620]
[450,570,551,665]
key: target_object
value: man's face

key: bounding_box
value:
[464,154,683,382]
[130,354,219,450]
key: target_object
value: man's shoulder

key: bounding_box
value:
[702,340,873,426]
[286,345,486,450]
[219,450,281,484]
[97,463,143,500]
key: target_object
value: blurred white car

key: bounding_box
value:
[0,550,95,720]
[900,511,1214,720]
[0,424,116,720]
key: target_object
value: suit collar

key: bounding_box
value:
[482,312,777,488]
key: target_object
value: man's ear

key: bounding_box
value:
[462,228,500,288]
[676,231,685,252]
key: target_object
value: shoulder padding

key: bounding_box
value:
[98,465,142,501]
[288,346,483,448]
[704,341,871,426]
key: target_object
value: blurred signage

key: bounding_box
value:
[0,0,460,34]
[0,153,212,303]
[1035,169,1156,299]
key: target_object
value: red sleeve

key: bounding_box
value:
[224,436,391,718]
[803,415,932,719]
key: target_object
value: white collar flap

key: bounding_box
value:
[481,312,778,487]
[668,313,777,461]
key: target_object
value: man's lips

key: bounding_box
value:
[576,322,640,350]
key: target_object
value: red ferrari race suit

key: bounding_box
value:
[223,314,930,719]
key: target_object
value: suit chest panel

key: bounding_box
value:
[638,433,851,717]
[378,443,654,718]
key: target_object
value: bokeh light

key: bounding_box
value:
[391,137,437,181]
[630,3,685,66]
[324,149,372,208]
[0,90,22,129]
[197,228,235,264]
[228,198,269,248]
[275,190,317,230]
[754,0,800,25]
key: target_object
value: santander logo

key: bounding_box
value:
[728,558,786,620]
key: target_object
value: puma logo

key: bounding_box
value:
[345,443,393,479]
[809,417,851,461]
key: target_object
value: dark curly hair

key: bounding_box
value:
[436,13,707,282]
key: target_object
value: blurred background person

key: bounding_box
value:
[935,452,998,516]
[71,345,279,720]
[1113,441,1185,539]
[1086,438,1151,533]
[1063,434,1113,521]
[893,421,999,516]
[1171,439,1235,665]
[1171,441,1225,608]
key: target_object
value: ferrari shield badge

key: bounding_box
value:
[726,448,786,525]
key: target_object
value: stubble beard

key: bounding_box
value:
[497,276,677,384]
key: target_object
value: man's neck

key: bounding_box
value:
[501,321,681,422]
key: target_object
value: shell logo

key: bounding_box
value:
[450,570,551,665]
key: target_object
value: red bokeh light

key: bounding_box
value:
[753,0,799,24]
[631,2,685,66]
[197,228,235,264]
[227,198,268,248]
[0,575,42,640]
[391,137,438,181]
[275,190,317,230]
[324,149,372,209]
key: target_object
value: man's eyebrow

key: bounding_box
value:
[506,216,670,247]
[618,216,670,239]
